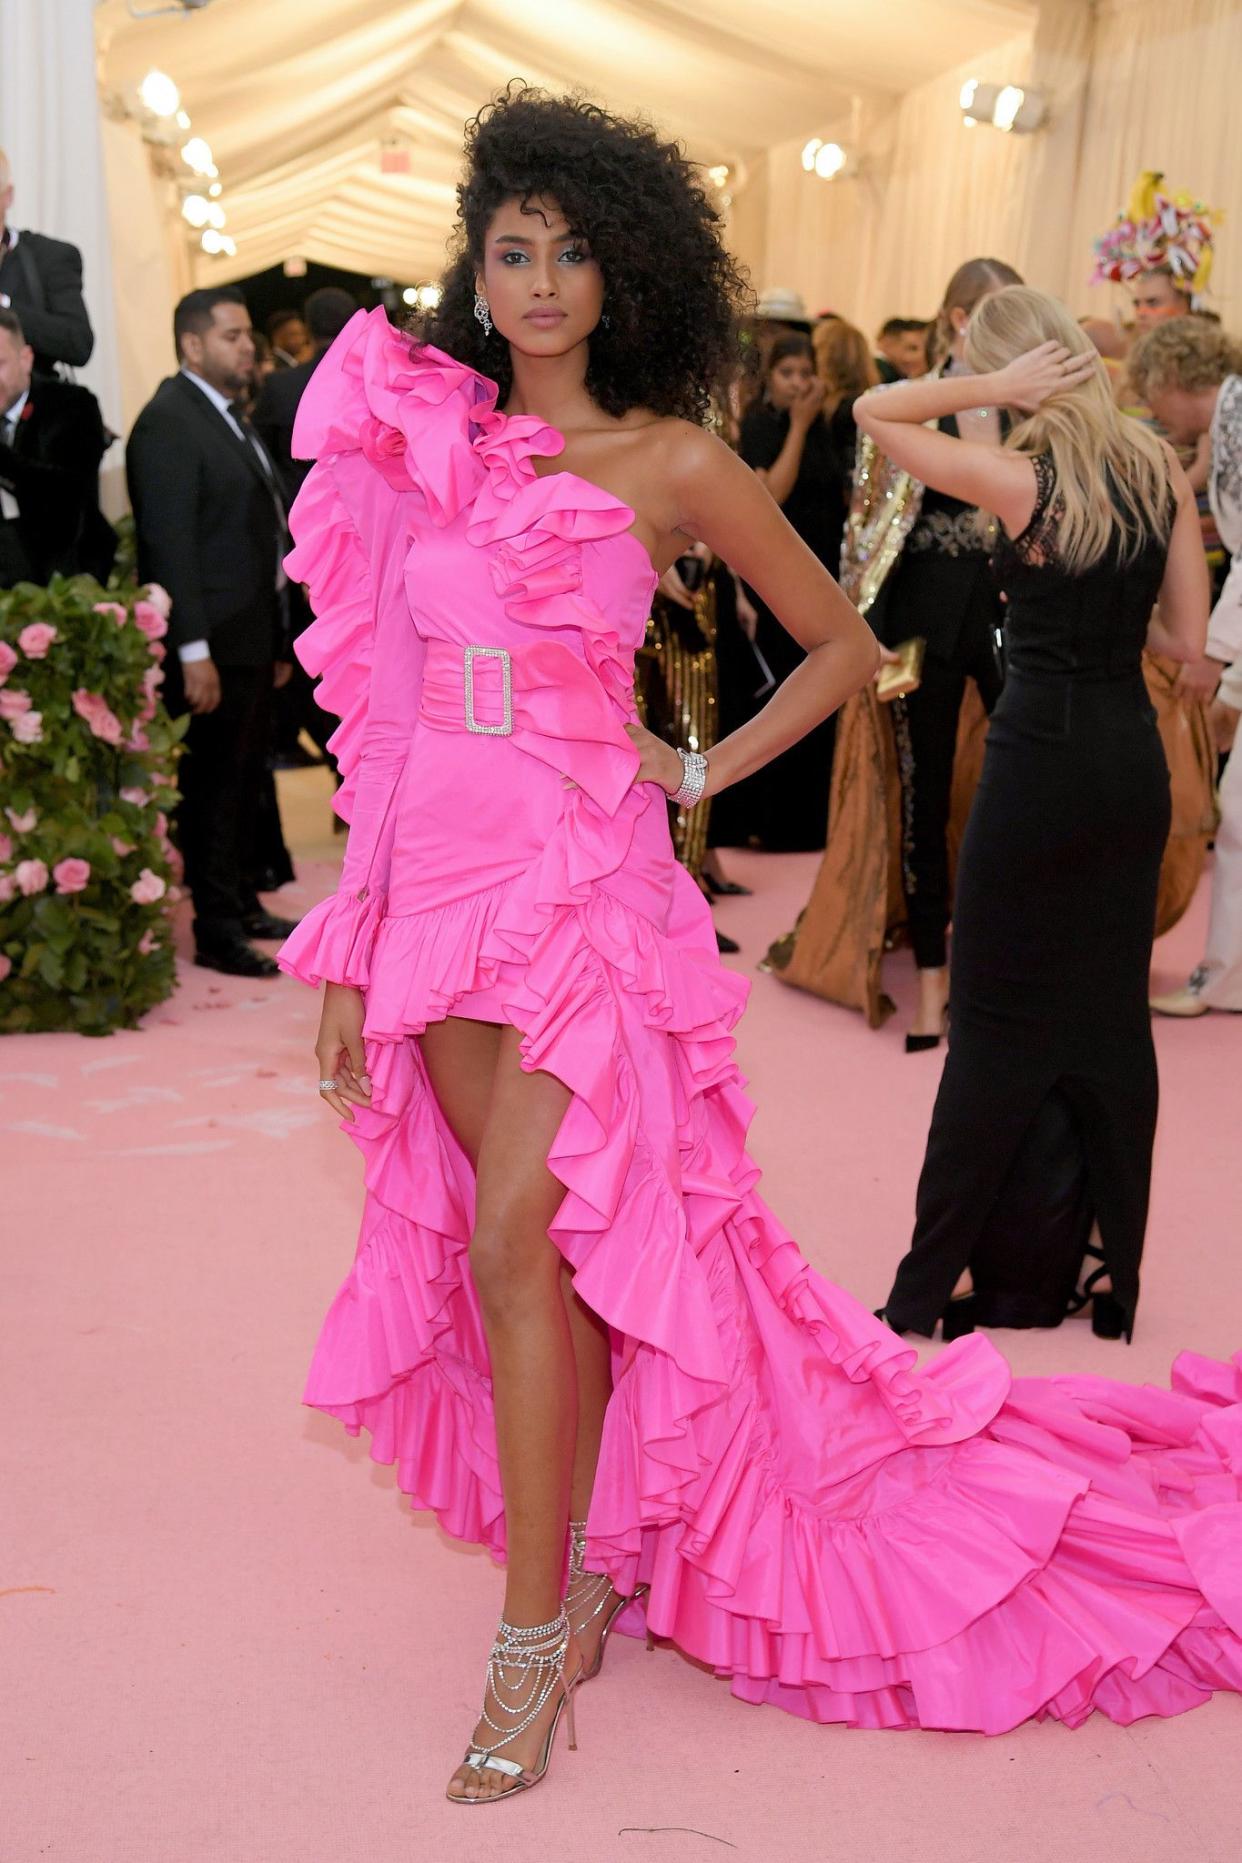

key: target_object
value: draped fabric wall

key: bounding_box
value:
[0,0,124,454]
[81,0,1242,429]
[1067,0,1242,324]
[749,0,1242,342]
[99,118,194,435]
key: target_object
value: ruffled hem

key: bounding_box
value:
[300,834,1242,1732]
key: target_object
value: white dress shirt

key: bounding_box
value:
[0,386,30,521]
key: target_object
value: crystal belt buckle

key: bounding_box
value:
[463,644,513,736]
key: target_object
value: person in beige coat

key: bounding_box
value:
[1130,318,1242,1014]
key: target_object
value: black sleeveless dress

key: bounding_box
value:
[883,454,1172,1339]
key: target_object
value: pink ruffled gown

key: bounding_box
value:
[280,309,1242,1733]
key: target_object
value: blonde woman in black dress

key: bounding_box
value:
[869,287,1209,1341]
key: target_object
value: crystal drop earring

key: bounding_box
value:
[473,293,493,338]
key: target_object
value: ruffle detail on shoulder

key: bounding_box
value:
[292,308,495,524]
[277,886,386,990]
[284,463,378,821]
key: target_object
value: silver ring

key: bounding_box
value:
[318,1079,338,1093]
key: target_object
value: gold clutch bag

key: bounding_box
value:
[876,635,926,703]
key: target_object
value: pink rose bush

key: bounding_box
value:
[130,867,167,905]
[16,858,49,895]
[1,574,183,1033]
[18,623,58,658]
[72,688,125,745]
[52,858,91,895]
[10,710,43,743]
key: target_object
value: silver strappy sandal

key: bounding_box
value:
[566,1518,651,1682]
[447,1609,580,1805]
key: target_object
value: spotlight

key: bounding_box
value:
[814,142,847,179]
[960,77,1048,134]
[181,194,211,228]
[181,137,215,175]
[139,69,181,118]
[415,283,443,311]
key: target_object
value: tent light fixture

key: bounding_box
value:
[960,78,1047,134]
[139,69,181,118]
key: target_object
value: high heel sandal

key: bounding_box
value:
[566,1518,651,1683]
[1067,1263,1130,1342]
[447,1608,581,1804]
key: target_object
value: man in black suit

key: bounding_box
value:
[253,286,356,503]
[127,286,298,979]
[0,150,95,375]
[0,308,116,587]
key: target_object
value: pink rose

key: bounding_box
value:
[126,724,150,752]
[144,664,164,695]
[72,689,124,745]
[143,583,173,619]
[155,812,168,836]
[18,622,58,659]
[133,601,169,642]
[0,834,10,862]
[16,858,49,895]
[151,772,174,787]
[137,929,158,956]
[92,601,129,625]
[119,787,149,808]
[52,857,91,895]
[10,710,43,744]
[6,807,37,833]
[130,867,167,905]
[0,875,15,904]
[0,640,17,684]
[0,952,11,980]
[0,688,32,718]
[111,837,135,857]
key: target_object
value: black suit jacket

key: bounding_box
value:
[126,373,290,666]
[0,375,116,586]
[0,232,95,373]
[252,348,327,504]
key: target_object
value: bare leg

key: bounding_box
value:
[421,1018,584,1803]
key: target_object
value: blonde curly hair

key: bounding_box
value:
[1127,316,1242,402]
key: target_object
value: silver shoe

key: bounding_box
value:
[447,1608,580,1804]
[566,1518,651,1682]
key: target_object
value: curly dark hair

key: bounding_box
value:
[417,84,751,421]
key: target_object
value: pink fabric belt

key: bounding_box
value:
[417,635,641,817]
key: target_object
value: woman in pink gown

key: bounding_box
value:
[280,90,1242,1803]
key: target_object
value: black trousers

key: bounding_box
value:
[890,569,1003,969]
[884,669,1169,1337]
[164,658,273,944]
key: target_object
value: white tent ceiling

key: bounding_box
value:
[96,0,1035,287]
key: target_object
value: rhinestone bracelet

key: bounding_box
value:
[671,748,708,808]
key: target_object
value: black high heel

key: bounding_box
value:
[940,1295,979,1341]
[1070,1264,1131,1342]
[905,1007,949,1054]
[702,872,753,899]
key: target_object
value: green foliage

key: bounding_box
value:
[0,575,185,1036]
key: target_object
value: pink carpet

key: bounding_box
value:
[4,838,1241,1863]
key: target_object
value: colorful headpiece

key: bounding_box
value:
[1090,171,1220,297]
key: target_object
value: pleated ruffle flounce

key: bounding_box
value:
[278,311,1242,1735]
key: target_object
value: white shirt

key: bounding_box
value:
[177,368,286,664]
[1207,377,1242,707]
[0,225,18,310]
[0,386,29,521]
